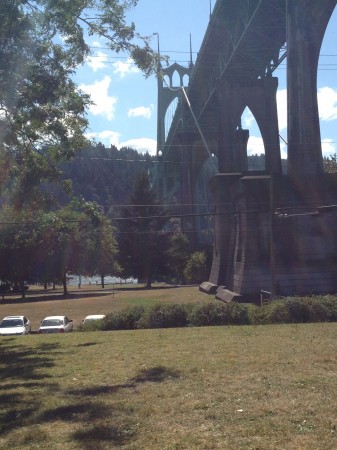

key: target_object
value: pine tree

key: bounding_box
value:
[118,172,167,288]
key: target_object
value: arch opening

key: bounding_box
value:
[164,97,179,140]
[318,6,337,164]
[241,106,266,171]
[183,74,189,87]
[172,70,181,88]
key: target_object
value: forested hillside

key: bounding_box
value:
[59,149,291,210]
[60,144,155,209]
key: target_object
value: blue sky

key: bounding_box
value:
[74,1,337,159]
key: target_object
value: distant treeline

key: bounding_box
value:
[59,145,291,209]
[59,144,155,210]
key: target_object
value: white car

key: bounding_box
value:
[0,316,31,335]
[83,314,106,324]
[39,316,73,334]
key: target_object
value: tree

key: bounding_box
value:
[0,0,160,194]
[118,172,167,288]
[0,199,120,296]
[183,251,208,285]
[0,206,42,298]
[79,201,121,288]
[38,200,119,295]
[323,154,337,173]
[0,1,159,294]
[165,232,191,284]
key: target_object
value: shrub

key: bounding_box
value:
[77,320,104,332]
[249,301,290,325]
[312,296,337,322]
[101,306,145,331]
[188,302,249,327]
[79,295,337,332]
[137,304,191,329]
[250,296,337,325]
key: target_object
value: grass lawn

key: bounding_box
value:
[1,322,337,449]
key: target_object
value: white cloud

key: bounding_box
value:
[322,138,336,156]
[241,89,287,134]
[318,87,337,121]
[277,89,287,132]
[242,110,254,128]
[85,130,120,147]
[79,76,117,120]
[85,132,157,155]
[128,105,154,119]
[86,51,108,72]
[113,58,140,78]
[247,135,288,159]
[119,138,157,155]
[280,141,288,159]
[247,136,265,156]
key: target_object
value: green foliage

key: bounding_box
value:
[81,296,337,332]
[78,319,105,332]
[102,306,145,330]
[188,302,249,327]
[249,301,291,325]
[0,0,160,197]
[59,145,156,207]
[118,172,168,287]
[249,296,337,325]
[183,251,208,284]
[323,153,337,173]
[165,233,190,284]
[0,199,119,295]
[137,304,192,329]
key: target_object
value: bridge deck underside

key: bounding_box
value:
[164,0,286,154]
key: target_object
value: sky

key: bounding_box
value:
[74,0,337,159]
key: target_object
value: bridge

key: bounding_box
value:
[156,0,337,300]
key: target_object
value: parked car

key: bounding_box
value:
[0,316,31,335]
[83,314,106,324]
[39,316,73,334]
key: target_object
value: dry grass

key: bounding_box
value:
[0,284,207,331]
[1,322,337,449]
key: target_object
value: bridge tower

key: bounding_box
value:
[155,41,196,232]
[159,0,337,300]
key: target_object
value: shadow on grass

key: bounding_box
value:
[0,290,114,304]
[76,342,98,347]
[0,341,62,439]
[72,424,136,449]
[67,365,181,398]
[1,361,180,447]
[62,366,180,447]
[0,343,56,380]
[39,401,137,448]
[131,365,181,383]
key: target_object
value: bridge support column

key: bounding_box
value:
[286,0,336,176]
[177,132,200,240]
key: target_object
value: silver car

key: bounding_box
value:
[0,316,31,335]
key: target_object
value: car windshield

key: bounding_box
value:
[41,319,63,327]
[0,319,23,328]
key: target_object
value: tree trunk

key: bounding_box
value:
[101,274,105,288]
[145,276,152,289]
[20,281,26,299]
[62,274,68,296]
